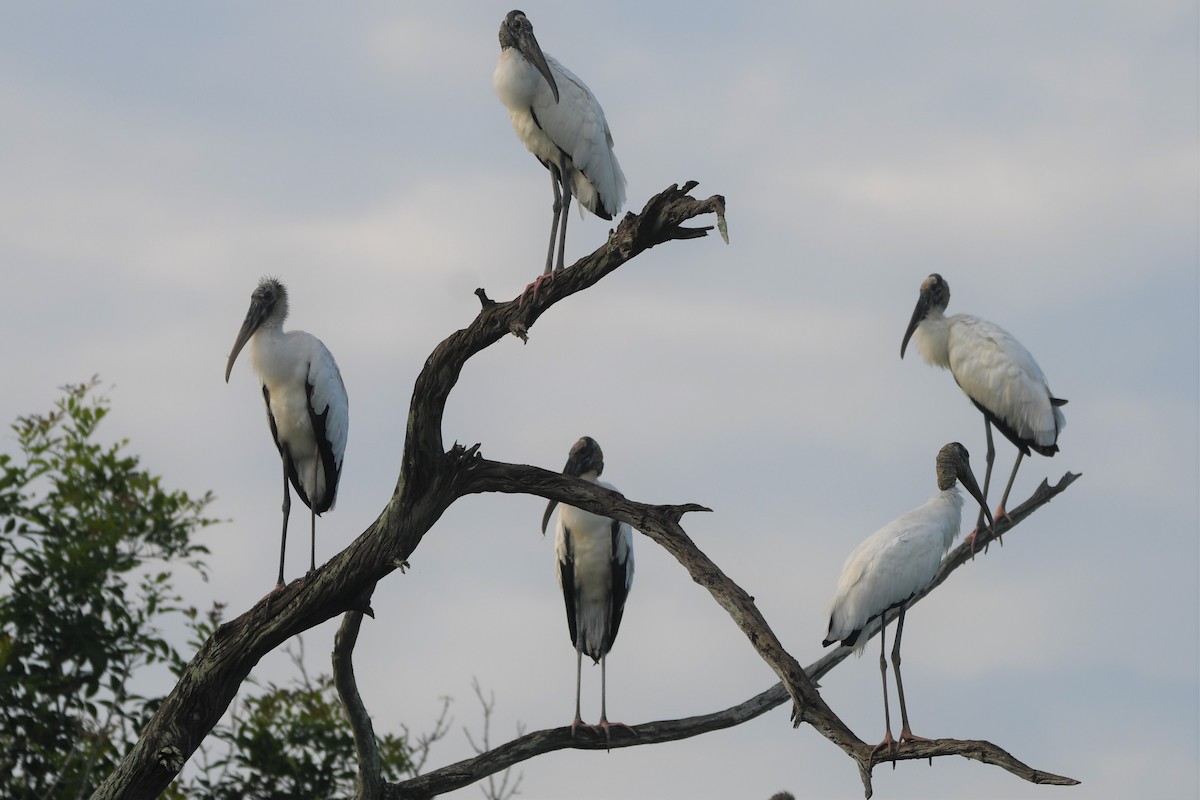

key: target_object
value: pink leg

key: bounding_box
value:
[595,653,636,750]
[569,644,587,735]
[869,609,897,766]
[892,608,931,745]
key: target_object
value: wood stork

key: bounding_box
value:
[822,443,992,758]
[494,10,627,283]
[541,436,635,746]
[901,273,1067,539]
[225,277,349,592]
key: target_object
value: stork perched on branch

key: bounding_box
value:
[225,277,349,592]
[823,442,992,759]
[494,9,626,288]
[901,273,1067,542]
[541,436,635,748]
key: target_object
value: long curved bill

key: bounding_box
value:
[225,304,265,383]
[542,439,597,534]
[900,289,932,359]
[958,462,994,532]
[515,25,558,103]
[541,498,558,535]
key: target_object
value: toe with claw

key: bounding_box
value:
[870,730,897,765]
[520,272,555,306]
[595,718,636,751]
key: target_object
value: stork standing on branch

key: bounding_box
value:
[901,273,1067,542]
[823,443,992,760]
[541,436,635,747]
[493,9,626,288]
[225,277,349,591]
[95,186,1082,800]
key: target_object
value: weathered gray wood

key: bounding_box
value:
[385,472,1081,799]
[334,608,383,800]
[91,183,1077,800]
[89,183,727,800]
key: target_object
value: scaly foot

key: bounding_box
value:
[595,718,637,751]
[870,729,896,765]
[520,272,555,306]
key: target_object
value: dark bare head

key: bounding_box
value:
[225,277,288,383]
[499,10,559,103]
[563,436,604,478]
[935,442,992,529]
[541,436,604,534]
[901,273,951,359]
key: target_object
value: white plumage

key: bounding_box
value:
[823,490,964,650]
[822,443,991,757]
[494,10,626,277]
[226,277,349,591]
[902,273,1066,532]
[541,436,634,745]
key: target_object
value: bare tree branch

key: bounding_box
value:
[814,471,1083,688]
[455,459,862,754]
[91,180,1076,800]
[388,683,790,800]
[90,182,727,800]
[865,738,1078,787]
[462,678,523,800]
[388,683,1078,800]
[334,608,383,800]
[404,696,454,778]
[386,472,1082,799]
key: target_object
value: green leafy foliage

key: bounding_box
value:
[0,380,423,800]
[0,379,213,800]
[181,636,415,800]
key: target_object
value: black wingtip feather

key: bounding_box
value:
[970,397,1063,457]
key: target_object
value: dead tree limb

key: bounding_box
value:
[385,471,1081,799]
[91,180,1076,800]
[456,459,863,756]
[387,683,791,800]
[89,182,727,800]
[334,608,383,800]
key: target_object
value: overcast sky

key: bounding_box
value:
[1,2,1197,798]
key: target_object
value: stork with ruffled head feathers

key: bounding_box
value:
[494,10,626,290]
[823,443,993,759]
[902,273,1066,544]
[226,277,348,592]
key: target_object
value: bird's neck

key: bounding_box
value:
[248,324,288,375]
[936,486,966,550]
[493,48,544,110]
[914,311,952,368]
[253,318,286,345]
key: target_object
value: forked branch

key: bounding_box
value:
[91,179,1076,800]
[387,471,1081,799]
[89,182,726,800]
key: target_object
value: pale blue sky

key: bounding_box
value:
[1,3,1196,798]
